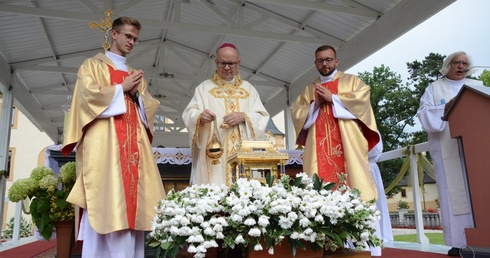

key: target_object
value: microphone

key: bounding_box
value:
[462,66,490,73]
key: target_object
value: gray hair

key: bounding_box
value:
[439,51,476,76]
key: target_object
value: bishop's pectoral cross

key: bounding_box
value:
[88,9,113,53]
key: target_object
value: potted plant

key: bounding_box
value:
[397,200,409,210]
[147,173,381,258]
[7,162,76,241]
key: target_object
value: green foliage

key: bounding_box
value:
[2,216,32,238]
[397,200,409,209]
[358,65,419,195]
[7,162,76,241]
[406,53,446,100]
[479,70,490,86]
[359,65,417,150]
[30,196,54,240]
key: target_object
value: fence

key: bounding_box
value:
[390,211,441,229]
[377,141,431,243]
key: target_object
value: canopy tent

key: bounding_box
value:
[0,0,457,241]
[0,0,455,147]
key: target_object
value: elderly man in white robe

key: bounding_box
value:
[417,51,483,257]
[182,43,269,186]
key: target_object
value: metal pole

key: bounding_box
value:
[0,70,14,240]
[410,145,429,244]
[284,85,296,150]
[12,201,22,243]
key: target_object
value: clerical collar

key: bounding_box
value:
[320,70,338,83]
[106,51,128,72]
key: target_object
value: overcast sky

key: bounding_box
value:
[346,0,490,79]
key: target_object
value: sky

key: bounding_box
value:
[274,0,490,134]
[346,0,490,80]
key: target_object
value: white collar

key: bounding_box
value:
[106,51,127,71]
[320,70,338,83]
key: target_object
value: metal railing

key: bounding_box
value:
[377,141,431,244]
[2,197,23,243]
[390,211,442,228]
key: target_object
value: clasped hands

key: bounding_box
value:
[121,69,144,98]
[314,83,333,109]
[200,109,244,128]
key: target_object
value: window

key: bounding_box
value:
[11,106,18,128]
[6,148,14,181]
[0,104,18,128]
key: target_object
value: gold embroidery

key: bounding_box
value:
[207,72,252,178]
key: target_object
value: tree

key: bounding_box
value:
[406,53,446,108]
[480,70,490,86]
[358,65,419,196]
[359,65,418,150]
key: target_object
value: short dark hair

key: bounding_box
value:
[112,16,141,31]
[315,45,337,57]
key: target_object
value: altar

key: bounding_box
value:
[45,145,304,193]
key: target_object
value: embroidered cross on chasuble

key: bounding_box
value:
[208,72,250,157]
[108,65,140,229]
[315,79,345,188]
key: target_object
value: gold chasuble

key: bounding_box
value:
[291,71,379,201]
[62,53,165,234]
[183,72,269,186]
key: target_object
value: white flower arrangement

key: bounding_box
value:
[147,173,381,258]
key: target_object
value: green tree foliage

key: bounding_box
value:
[480,70,490,86]
[406,53,446,108]
[358,65,418,196]
[359,65,417,150]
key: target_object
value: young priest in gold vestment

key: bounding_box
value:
[62,17,165,258]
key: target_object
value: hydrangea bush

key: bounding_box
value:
[7,162,76,241]
[147,173,380,258]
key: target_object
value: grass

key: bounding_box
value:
[394,233,445,245]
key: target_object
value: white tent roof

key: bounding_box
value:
[0,0,455,146]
